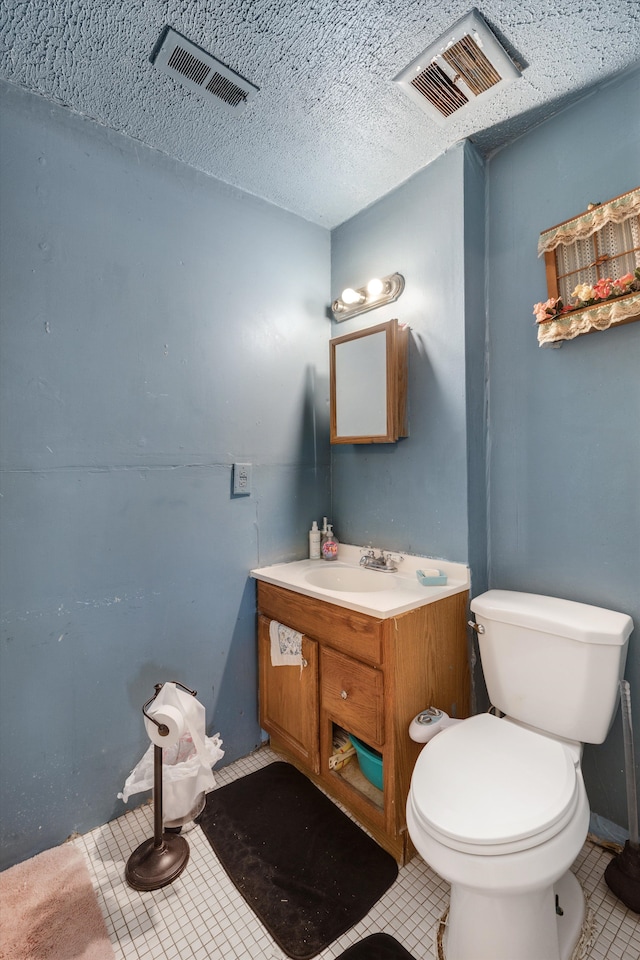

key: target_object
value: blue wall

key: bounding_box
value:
[485,65,640,829]
[0,81,330,869]
[330,143,485,569]
[330,142,488,714]
[330,65,639,831]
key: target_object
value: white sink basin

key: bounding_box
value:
[304,564,397,593]
[251,545,469,618]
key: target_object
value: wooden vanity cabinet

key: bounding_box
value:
[257,580,470,864]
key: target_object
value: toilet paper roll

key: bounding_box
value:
[144,704,185,748]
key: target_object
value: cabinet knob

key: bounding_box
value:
[340,689,348,700]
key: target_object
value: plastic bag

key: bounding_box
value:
[119,731,224,825]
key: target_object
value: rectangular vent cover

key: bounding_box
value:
[151,27,258,112]
[394,9,520,125]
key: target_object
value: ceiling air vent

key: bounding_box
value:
[151,27,258,112]
[394,9,520,125]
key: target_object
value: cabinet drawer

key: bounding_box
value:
[321,647,384,747]
[257,581,383,665]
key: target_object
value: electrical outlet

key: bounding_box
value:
[233,462,252,496]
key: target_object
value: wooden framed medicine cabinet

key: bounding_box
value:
[330,319,409,444]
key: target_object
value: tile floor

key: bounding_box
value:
[74,746,640,960]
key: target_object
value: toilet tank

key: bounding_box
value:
[470,590,633,743]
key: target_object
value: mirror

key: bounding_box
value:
[330,319,408,444]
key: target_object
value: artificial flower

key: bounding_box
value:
[533,297,560,323]
[571,283,594,302]
[616,272,635,289]
[593,277,614,299]
[533,268,639,326]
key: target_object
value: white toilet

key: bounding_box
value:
[407,589,633,960]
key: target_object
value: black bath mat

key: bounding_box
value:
[196,761,398,960]
[337,933,417,959]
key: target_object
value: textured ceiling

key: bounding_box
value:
[1,1,639,227]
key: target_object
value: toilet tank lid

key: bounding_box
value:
[470,590,633,645]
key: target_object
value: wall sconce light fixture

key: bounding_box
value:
[331,272,405,321]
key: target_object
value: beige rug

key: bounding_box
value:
[0,842,115,960]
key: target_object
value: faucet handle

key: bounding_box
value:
[383,552,404,565]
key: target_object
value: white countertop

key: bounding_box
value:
[251,544,469,618]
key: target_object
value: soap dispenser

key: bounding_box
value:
[321,523,338,561]
[309,520,321,560]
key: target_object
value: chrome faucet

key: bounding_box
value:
[359,548,404,573]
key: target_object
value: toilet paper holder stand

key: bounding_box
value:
[125,680,197,892]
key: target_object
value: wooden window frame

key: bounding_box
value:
[536,187,640,345]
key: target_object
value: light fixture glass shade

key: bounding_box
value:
[331,272,405,321]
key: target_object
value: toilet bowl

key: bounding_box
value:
[406,589,632,960]
[407,713,590,960]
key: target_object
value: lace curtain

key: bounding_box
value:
[538,187,640,256]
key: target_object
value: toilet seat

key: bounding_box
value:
[410,713,579,855]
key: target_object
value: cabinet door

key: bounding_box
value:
[330,319,408,444]
[258,615,320,773]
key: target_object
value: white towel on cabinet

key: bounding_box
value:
[269,620,303,667]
